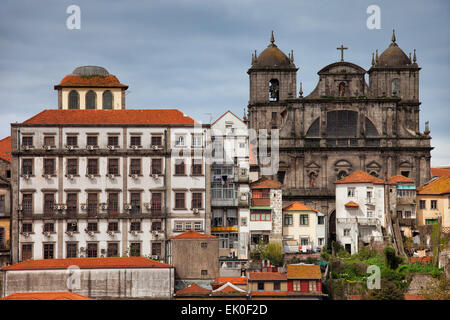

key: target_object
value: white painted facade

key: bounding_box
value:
[335,182,385,254]
[14,123,209,263]
[210,111,250,261]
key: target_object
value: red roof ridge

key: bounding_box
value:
[2,256,173,271]
[169,230,216,240]
[386,174,414,185]
[250,176,281,189]
[21,109,197,125]
[283,201,318,212]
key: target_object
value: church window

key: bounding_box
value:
[309,172,317,187]
[269,79,279,102]
[401,171,410,178]
[103,90,113,109]
[337,171,347,180]
[338,82,346,97]
[365,117,379,137]
[68,90,79,109]
[326,110,357,138]
[391,78,400,97]
[85,90,96,109]
[277,171,286,184]
[369,171,379,178]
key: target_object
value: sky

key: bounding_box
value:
[0,0,449,166]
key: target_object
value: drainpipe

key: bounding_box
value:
[164,129,167,263]
[16,128,21,264]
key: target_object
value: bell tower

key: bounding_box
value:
[248,32,298,131]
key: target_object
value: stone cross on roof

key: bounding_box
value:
[336,44,348,62]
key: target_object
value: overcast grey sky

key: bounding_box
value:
[0,0,449,166]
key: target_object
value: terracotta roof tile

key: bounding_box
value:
[283,201,317,212]
[250,291,326,297]
[386,174,414,185]
[211,282,247,295]
[248,272,287,281]
[431,168,450,178]
[55,75,128,89]
[0,136,11,162]
[0,292,93,300]
[169,230,216,240]
[175,283,210,296]
[417,176,450,195]
[286,264,322,279]
[250,177,281,189]
[334,170,385,185]
[345,201,359,208]
[22,109,196,125]
[1,257,172,271]
[212,277,248,286]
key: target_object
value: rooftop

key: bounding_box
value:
[175,283,210,296]
[55,66,128,89]
[344,201,359,208]
[250,176,281,189]
[248,272,287,281]
[286,264,322,279]
[431,167,450,178]
[170,230,217,240]
[417,176,450,195]
[21,109,197,126]
[212,276,248,286]
[283,201,317,212]
[1,257,173,271]
[0,136,11,162]
[0,291,93,300]
[386,174,414,185]
[334,170,385,185]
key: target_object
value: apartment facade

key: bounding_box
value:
[0,136,11,266]
[9,66,210,264]
[334,170,386,254]
[210,111,250,263]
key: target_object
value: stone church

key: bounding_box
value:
[247,31,432,242]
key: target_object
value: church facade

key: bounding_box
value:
[247,31,432,242]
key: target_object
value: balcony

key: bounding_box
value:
[398,217,416,227]
[357,218,379,226]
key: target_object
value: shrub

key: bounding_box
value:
[384,247,403,270]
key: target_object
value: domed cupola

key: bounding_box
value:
[250,31,296,70]
[375,30,412,67]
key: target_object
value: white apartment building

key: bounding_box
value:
[210,111,250,264]
[334,170,385,255]
[10,66,210,264]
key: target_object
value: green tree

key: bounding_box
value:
[367,280,405,300]
[384,247,402,270]
[261,242,284,267]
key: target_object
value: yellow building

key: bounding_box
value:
[416,176,450,233]
[0,136,11,266]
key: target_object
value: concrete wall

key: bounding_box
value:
[2,267,174,299]
[171,238,219,280]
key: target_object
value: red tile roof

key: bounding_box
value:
[55,75,128,89]
[283,201,317,212]
[1,257,172,271]
[250,291,326,297]
[431,168,450,178]
[175,283,210,296]
[170,230,216,240]
[0,291,93,300]
[417,176,450,195]
[22,109,197,125]
[211,282,247,295]
[250,177,281,189]
[0,136,11,162]
[212,276,248,286]
[345,201,359,208]
[286,264,322,279]
[248,272,287,281]
[404,293,425,300]
[386,174,414,185]
[334,170,385,185]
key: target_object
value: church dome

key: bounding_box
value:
[376,31,411,67]
[251,32,295,69]
[71,66,110,76]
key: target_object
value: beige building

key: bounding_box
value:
[416,176,450,232]
[0,136,11,266]
[282,201,323,252]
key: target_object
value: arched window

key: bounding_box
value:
[103,90,113,109]
[68,90,79,109]
[326,110,357,137]
[392,78,400,97]
[337,170,347,180]
[269,79,279,102]
[365,117,379,137]
[306,118,320,137]
[85,90,96,109]
[338,82,346,97]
